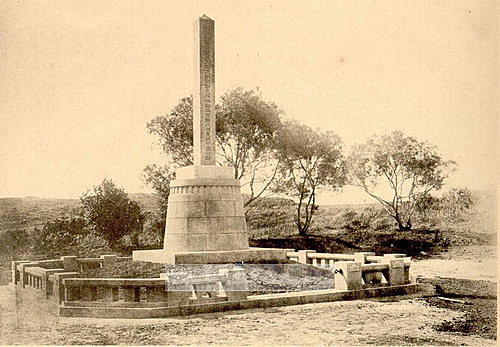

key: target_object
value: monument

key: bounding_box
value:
[133,15,291,264]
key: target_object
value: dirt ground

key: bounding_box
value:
[411,245,496,282]
[0,246,496,346]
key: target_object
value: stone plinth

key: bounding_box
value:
[164,165,249,253]
[133,165,280,264]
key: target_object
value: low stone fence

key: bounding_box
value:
[12,255,132,299]
[12,251,419,318]
[286,250,412,290]
[12,255,247,315]
[59,268,247,308]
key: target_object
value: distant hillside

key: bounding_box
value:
[0,194,159,233]
[0,197,80,232]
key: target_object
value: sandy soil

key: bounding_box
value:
[0,246,496,346]
[411,245,496,281]
[0,285,495,346]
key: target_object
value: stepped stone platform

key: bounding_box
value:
[133,247,294,264]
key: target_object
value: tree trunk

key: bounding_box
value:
[395,214,411,231]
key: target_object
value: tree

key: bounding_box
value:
[273,121,346,235]
[348,131,455,230]
[145,88,283,212]
[143,164,175,216]
[80,179,147,250]
[32,215,88,257]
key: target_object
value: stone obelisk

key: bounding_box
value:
[132,15,291,264]
[193,15,216,166]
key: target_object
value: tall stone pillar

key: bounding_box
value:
[162,15,249,256]
[193,15,216,166]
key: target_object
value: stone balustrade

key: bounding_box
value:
[165,267,247,306]
[12,252,418,318]
[12,255,132,299]
[12,255,247,312]
[62,278,167,304]
[286,250,411,289]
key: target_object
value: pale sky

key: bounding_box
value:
[0,1,498,204]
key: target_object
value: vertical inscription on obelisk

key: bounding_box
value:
[193,15,215,166]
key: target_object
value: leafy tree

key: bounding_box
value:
[32,215,88,257]
[147,97,194,167]
[80,179,147,250]
[440,187,473,212]
[143,164,175,216]
[348,131,455,230]
[145,88,283,212]
[273,121,346,235]
[0,228,31,257]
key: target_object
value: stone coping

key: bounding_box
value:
[169,178,240,188]
[63,278,166,287]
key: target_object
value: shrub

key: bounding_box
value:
[337,207,392,232]
[440,188,474,214]
[0,229,30,255]
[32,216,89,257]
[138,213,165,248]
[81,179,147,250]
[73,233,113,257]
[415,188,475,227]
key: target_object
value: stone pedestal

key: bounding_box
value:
[133,165,291,264]
[163,165,249,253]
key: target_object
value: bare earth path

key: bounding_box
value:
[411,245,496,282]
[0,246,496,346]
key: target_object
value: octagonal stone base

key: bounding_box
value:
[162,165,249,254]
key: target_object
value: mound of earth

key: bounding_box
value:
[81,261,335,295]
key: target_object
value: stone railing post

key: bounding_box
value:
[102,287,119,302]
[121,287,140,302]
[61,256,80,272]
[382,255,405,286]
[19,262,39,288]
[354,252,379,284]
[220,267,247,301]
[42,268,66,299]
[297,250,316,264]
[147,286,168,302]
[11,260,29,285]
[386,259,405,286]
[334,261,363,291]
[353,252,376,264]
[166,272,192,307]
[100,255,117,267]
[51,272,79,303]
[403,257,412,283]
